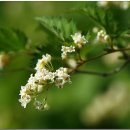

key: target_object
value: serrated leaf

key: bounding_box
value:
[36,16,77,42]
[79,6,130,40]
[79,7,119,36]
[0,28,28,52]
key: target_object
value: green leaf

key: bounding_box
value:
[30,43,62,70]
[0,28,28,52]
[78,6,120,37]
[36,16,77,42]
[79,6,130,40]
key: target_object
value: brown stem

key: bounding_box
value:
[76,58,130,77]
[70,47,130,74]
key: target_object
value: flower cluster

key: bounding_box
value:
[71,32,88,48]
[35,54,51,71]
[61,46,75,59]
[19,32,88,110]
[61,32,87,60]
[55,67,71,88]
[97,30,110,43]
[19,54,71,109]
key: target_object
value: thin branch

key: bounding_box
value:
[76,58,130,77]
[1,47,130,78]
[70,47,130,74]
[85,48,130,63]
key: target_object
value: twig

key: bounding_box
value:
[1,48,130,78]
[70,47,130,74]
[76,58,130,77]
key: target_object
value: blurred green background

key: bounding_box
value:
[0,1,130,128]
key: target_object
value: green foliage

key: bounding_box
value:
[36,16,77,42]
[0,28,28,52]
[79,7,117,36]
[1,2,130,129]
[31,16,78,69]
[78,6,130,40]
[30,41,62,70]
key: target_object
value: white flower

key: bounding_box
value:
[35,68,55,83]
[19,84,35,97]
[55,67,71,88]
[42,54,51,62]
[19,81,45,108]
[19,94,31,108]
[28,74,37,84]
[19,83,40,108]
[97,30,110,42]
[35,54,51,70]
[71,32,88,48]
[42,69,55,82]
[61,45,75,59]
[55,67,68,77]
[19,54,54,109]
[19,86,27,96]
[19,85,32,108]
[33,100,49,111]
[19,52,72,110]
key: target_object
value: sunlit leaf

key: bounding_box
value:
[36,16,77,42]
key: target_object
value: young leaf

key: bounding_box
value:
[36,16,77,42]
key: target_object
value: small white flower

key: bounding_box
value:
[42,54,51,62]
[19,85,32,108]
[19,83,38,108]
[97,30,110,42]
[19,84,34,96]
[55,67,71,88]
[35,68,55,83]
[28,74,37,84]
[42,69,55,82]
[19,52,72,110]
[19,86,27,96]
[61,45,75,59]
[71,32,88,48]
[19,94,31,108]
[55,67,68,77]
[34,99,49,111]
[35,54,51,70]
